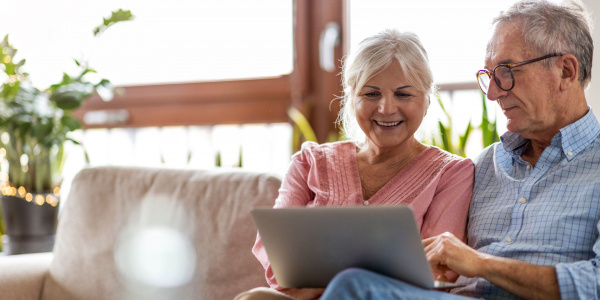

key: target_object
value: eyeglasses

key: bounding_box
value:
[476,53,563,94]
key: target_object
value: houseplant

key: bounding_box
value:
[0,9,133,254]
[424,91,500,157]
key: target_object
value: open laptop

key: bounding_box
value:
[251,205,464,290]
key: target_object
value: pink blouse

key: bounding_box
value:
[253,141,474,290]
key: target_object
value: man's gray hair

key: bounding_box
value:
[338,29,433,144]
[493,0,593,88]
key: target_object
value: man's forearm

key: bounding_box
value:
[479,254,560,300]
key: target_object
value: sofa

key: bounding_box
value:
[0,166,282,300]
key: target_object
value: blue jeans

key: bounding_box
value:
[320,268,475,300]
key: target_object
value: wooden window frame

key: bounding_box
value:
[75,0,347,144]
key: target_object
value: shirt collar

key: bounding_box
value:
[500,107,600,160]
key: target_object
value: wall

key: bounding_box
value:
[584,0,600,114]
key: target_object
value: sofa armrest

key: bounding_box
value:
[0,252,53,299]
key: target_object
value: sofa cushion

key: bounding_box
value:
[42,166,280,300]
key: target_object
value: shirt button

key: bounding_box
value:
[519,198,527,204]
[526,165,531,170]
[567,151,573,156]
[364,200,369,206]
[506,237,513,243]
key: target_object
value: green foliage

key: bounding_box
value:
[215,151,222,167]
[288,107,318,152]
[0,10,133,194]
[288,106,347,154]
[424,92,500,157]
[213,146,243,168]
[430,94,473,157]
[93,9,134,37]
[480,92,501,147]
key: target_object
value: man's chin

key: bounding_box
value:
[505,121,524,135]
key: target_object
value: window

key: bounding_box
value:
[349,0,519,84]
[0,0,293,87]
[350,0,519,156]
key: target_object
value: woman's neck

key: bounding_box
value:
[357,138,427,167]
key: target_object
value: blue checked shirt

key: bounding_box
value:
[454,109,600,299]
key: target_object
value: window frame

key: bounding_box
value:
[75,0,346,144]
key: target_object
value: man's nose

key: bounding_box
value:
[485,76,508,101]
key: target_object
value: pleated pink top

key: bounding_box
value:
[253,141,474,290]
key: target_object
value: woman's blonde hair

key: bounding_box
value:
[338,29,434,144]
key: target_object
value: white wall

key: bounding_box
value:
[584,0,600,115]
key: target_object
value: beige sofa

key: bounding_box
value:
[0,166,281,300]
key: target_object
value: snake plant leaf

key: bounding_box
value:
[459,119,473,155]
[66,137,82,146]
[438,120,450,152]
[480,91,500,147]
[66,137,90,163]
[215,151,222,167]
[288,107,317,143]
[291,126,301,153]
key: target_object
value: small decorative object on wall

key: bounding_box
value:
[0,9,133,254]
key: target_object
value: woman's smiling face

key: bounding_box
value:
[354,60,428,150]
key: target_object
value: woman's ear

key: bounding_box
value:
[559,54,579,91]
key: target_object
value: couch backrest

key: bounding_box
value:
[41,166,280,300]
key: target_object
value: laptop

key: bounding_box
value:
[251,205,464,290]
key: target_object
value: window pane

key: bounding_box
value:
[349,0,518,84]
[0,0,293,87]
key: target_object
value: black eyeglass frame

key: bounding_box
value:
[476,53,564,94]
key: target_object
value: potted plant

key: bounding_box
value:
[0,9,133,254]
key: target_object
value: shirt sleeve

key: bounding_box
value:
[420,158,475,242]
[252,142,319,290]
[420,158,474,282]
[555,221,600,299]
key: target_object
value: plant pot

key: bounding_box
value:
[1,194,59,255]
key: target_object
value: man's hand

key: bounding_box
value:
[423,232,488,279]
[423,232,560,300]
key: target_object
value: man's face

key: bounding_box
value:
[484,23,563,139]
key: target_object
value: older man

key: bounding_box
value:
[320,0,598,299]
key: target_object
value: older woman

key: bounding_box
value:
[250,29,474,300]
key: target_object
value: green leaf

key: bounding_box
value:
[49,73,74,91]
[33,120,54,141]
[480,91,500,148]
[0,9,132,193]
[459,120,472,156]
[61,115,82,131]
[93,9,134,37]
[288,107,317,143]
[50,90,85,110]
[66,137,82,145]
[215,151,221,167]
[95,79,114,101]
[438,121,450,152]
